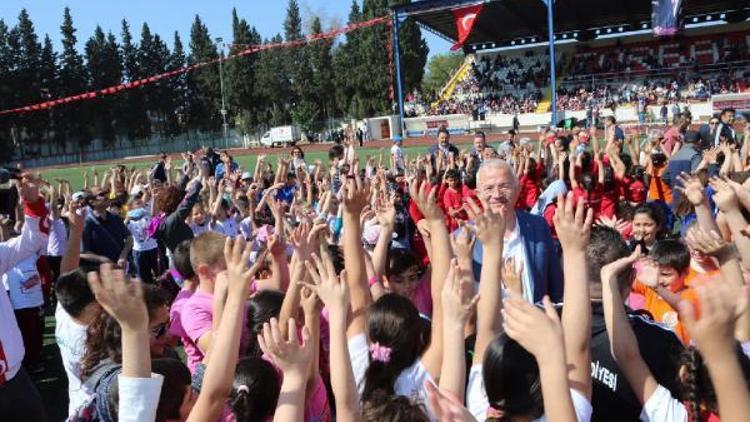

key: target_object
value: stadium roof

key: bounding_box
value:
[394,0,748,50]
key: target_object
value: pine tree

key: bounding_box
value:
[39,34,59,151]
[85,26,122,144]
[168,31,188,135]
[15,9,44,152]
[309,17,334,131]
[0,20,16,160]
[226,8,261,134]
[285,0,317,134]
[332,1,363,117]
[391,0,428,94]
[58,7,90,150]
[186,15,221,132]
[120,19,149,140]
[255,34,292,127]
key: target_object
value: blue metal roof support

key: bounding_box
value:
[544,0,558,126]
[391,0,488,17]
[393,11,406,135]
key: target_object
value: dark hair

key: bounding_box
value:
[156,185,184,215]
[679,345,750,420]
[245,290,284,357]
[385,249,422,279]
[605,115,616,124]
[650,239,690,273]
[474,131,486,140]
[174,240,195,280]
[362,294,427,403]
[81,285,171,379]
[483,333,543,419]
[586,227,633,298]
[633,203,665,233]
[230,357,281,422]
[55,268,96,318]
[444,169,460,182]
[329,144,345,161]
[292,146,305,159]
[437,127,450,138]
[362,392,429,422]
[152,358,191,422]
[721,107,736,116]
[327,244,346,275]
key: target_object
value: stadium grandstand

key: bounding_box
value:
[393,0,750,137]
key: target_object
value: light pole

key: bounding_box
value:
[216,37,229,149]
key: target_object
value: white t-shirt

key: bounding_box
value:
[348,333,435,418]
[210,218,239,238]
[190,221,210,237]
[504,217,534,302]
[118,373,164,422]
[640,384,688,422]
[467,364,593,422]
[47,217,68,257]
[126,216,158,252]
[2,254,43,310]
[391,144,405,169]
[239,216,254,241]
[55,303,91,416]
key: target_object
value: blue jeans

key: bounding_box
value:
[133,248,160,284]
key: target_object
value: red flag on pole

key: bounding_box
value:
[451,4,484,51]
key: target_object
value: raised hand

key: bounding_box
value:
[600,246,641,289]
[635,256,659,289]
[685,228,734,258]
[425,382,478,422]
[301,253,349,315]
[224,236,267,296]
[710,176,739,212]
[502,257,523,296]
[375,194,397,228]
[408,178,443,222]
[450,229,476,272]
[502,295,563,361]
[441,259,479,324]
[342,166,370,215]
[464,197,505,249]
[87,263,147,331]
[679,282,746,357]
[67,202,87,233]
[258,318,313,379]
[675,172,706,206]
[268,233,287,258]
[553,193,593,252]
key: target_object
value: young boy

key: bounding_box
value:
[631,239,697,344]
[168,240,197,342]
[179,232,227,373]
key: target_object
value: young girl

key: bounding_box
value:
[189,203,210,236]
[630,203,666,253]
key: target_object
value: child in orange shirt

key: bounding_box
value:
[631,239,697,344]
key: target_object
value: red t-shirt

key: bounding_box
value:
[516,174,541,210]
[622,177,647,204]
[543,202,558,239]
[600,179,620,218]
[572,184,604,216]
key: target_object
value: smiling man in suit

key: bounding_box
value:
[468,159,563,302]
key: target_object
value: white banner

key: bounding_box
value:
[403,114,470,138]
[712,93,750,113]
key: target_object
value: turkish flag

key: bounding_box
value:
[451,4,483,51]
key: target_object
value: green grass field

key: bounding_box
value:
[39,145,435,190]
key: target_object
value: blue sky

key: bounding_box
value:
[0,1,451,59]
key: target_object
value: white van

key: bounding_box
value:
[260,126,301,148]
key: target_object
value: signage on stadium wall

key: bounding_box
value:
[712,93,750,112]
[403,114,470,138]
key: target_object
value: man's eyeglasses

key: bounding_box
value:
[709,121,719,125]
